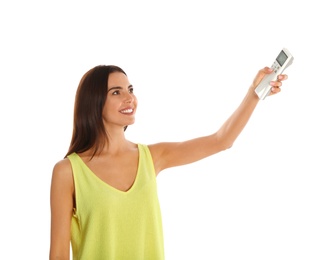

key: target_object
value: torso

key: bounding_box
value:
[77,143,139,192]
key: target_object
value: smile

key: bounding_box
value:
[120,108,134,114]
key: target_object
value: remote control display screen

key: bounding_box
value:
[276,50,288,66]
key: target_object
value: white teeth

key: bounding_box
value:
[120,109,133,114]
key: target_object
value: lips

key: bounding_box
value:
[120,108,134,114]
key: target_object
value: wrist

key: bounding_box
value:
[247,86,260,101]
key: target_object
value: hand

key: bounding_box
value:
[251,67,288,96]
[269,73,288,96]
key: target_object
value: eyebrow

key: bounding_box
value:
[108,85,133,92]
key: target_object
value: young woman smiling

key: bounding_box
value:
[49,65,287,260]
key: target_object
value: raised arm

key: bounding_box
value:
[148,67,287,174]
[49,159,74,260]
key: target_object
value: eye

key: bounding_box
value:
[129,87,134,93]
[112,90,120,95]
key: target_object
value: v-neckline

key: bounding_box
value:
[74,144,141,194]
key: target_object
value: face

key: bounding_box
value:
[102,72,138,129]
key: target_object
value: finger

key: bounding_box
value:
[271,86,281,94]
[277,74,288,81]
[269,80,282,96]
[270,80,282,88]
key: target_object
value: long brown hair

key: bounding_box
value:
[65,65,127,158]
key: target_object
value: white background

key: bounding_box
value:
[1,0,310,259]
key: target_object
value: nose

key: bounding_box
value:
[124,92,134,103]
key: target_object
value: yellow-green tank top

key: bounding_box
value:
[67,144,165,260]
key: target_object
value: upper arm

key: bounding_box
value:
[148,133,229,174]
[49,158,74,260]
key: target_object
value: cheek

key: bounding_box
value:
[102,103,111,119]
[102,100,119,119]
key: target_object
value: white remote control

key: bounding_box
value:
[255,48,294,100]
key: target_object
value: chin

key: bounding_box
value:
[124,120,135,127]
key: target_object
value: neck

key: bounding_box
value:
[100,125,132,155]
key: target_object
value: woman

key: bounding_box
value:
[50,65,287,259]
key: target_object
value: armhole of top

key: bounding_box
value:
[140,144,157,177]
[67,154,78,216]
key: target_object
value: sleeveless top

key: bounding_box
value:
[67,144,165,260]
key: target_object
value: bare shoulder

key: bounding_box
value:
[51,158,74,191]
[148,142,178,156]
[147,142,174,174]
[53,158,72,176]
[147,142,166,158]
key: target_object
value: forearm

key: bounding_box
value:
[49,251,70,260]
[49,238,71,260]
[216,87,259,148]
